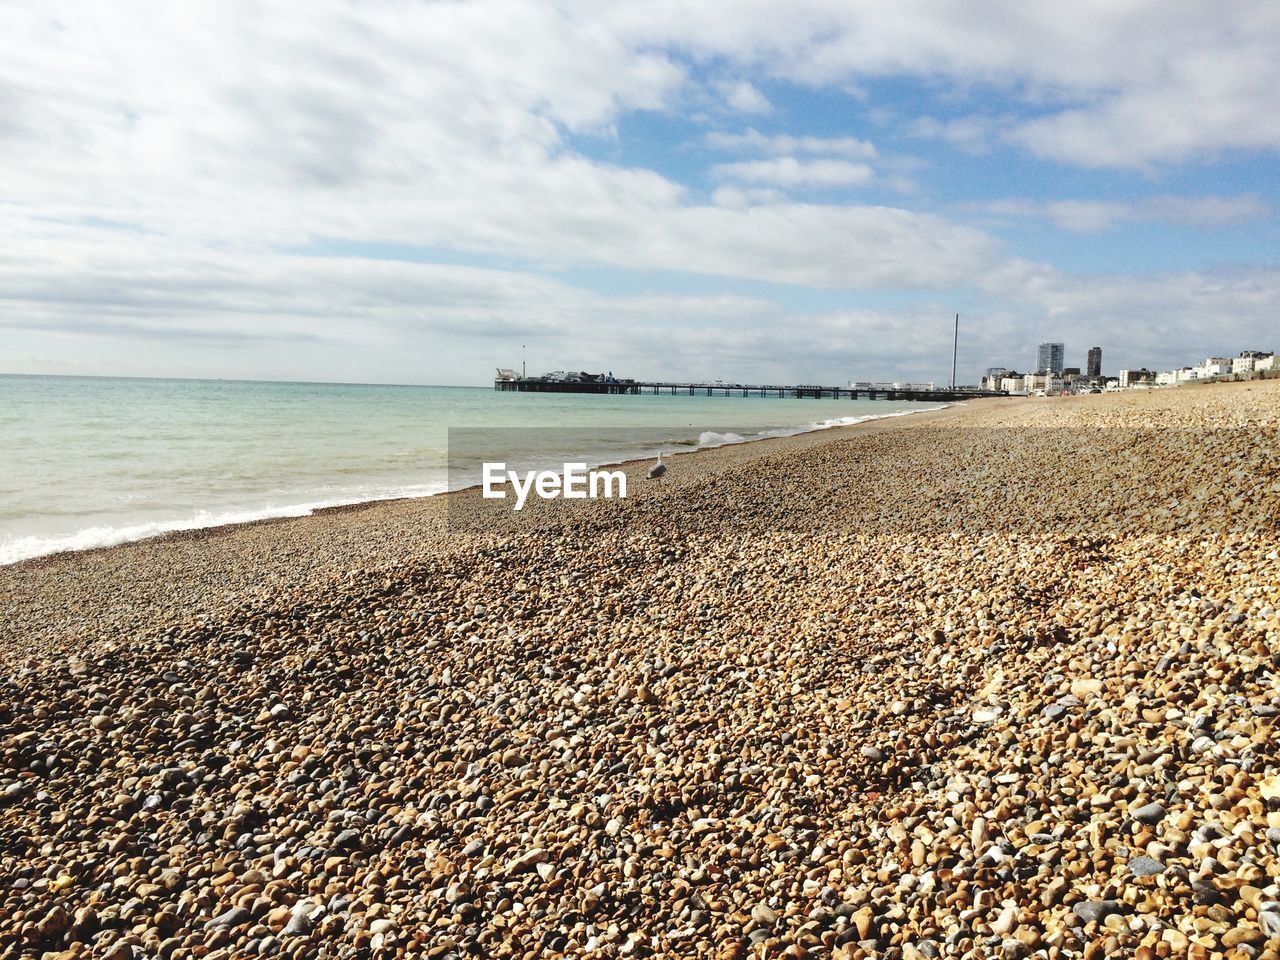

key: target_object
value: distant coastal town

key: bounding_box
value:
[494,340,1280,400]
[981,342,1279,396]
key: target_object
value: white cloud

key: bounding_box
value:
[1010,39,1280,169]
[710,186,788,208]
[711,157,876,188]
[706,128,878,159]
[0,0,1275,386]
[1140,196,1271,229]
[962,195,1271,232]
[0,216,993,383]
[705,128,898,193]
[904,115,1013,153]
[0,1,999,292]
[2,217,1276,385]
[587,0,1280,169]
[967,199,1130,233]
[716,80,772,114]
[979,260,1280,372]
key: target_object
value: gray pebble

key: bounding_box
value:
[205,905,251,930]
[330,828,361,851]
[283,911,312,937]
[1128,856,1164,877]
[1072,900,1122,924]
[1261,903,1280,939]
[1131,802,1166,825]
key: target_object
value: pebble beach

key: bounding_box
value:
[3,380,1280,960]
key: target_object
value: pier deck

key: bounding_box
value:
[495,379,1002,401]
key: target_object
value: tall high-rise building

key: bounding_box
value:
[1087,346,1102,378]
[1037,342,1065,375]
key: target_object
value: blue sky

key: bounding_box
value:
[2,1,1278,385]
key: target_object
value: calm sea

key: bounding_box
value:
[0,375,942,564]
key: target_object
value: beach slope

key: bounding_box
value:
[3,381,1279,959]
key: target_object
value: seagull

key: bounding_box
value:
[646,452,667,480]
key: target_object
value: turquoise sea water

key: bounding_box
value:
[0,375,942,564]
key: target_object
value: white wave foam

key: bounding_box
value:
[0,486,448,566]
[752,405,945,442]
[694,408,942,451]
[696,431,747,448]
[637,404,948,467]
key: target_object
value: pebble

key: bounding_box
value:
[1222,927,1265,948]
[750,903,776,926]
[1130,802,1166,825]
[1073,901,1123,924]
[1127,856,1164,877]
[282,905,313,937]
[990,904,1018,935]
[205,906,251,931]
[330,828,361,852]
[1261,904,1280,939]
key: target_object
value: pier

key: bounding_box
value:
[494,378,1002,402]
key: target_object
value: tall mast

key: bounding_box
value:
[951,313,959,392]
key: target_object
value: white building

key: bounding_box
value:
[1142,351,1275,387]
[1021,374,1066,395]
[1196,357,1232,379]
[1234,351,1274,375]
[1001,375,1027,394]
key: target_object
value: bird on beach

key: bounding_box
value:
[647,452,667,480]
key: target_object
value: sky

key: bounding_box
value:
[2,0,1278,386]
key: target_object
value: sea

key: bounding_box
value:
[0,375,944,564]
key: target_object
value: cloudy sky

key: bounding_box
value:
[3,1,1277,385]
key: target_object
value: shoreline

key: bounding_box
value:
[1,399,961,571]
[0,398,974,659]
